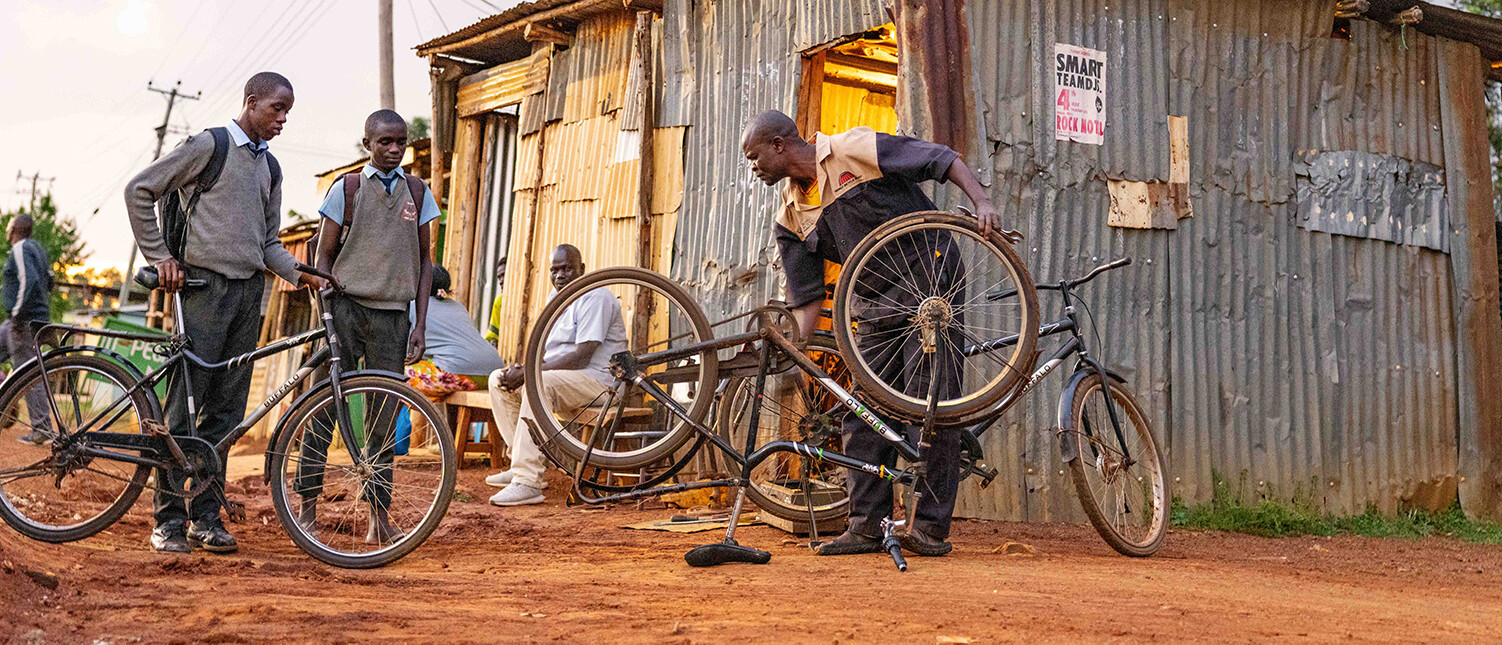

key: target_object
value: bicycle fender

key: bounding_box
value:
[4,345,165,420]
[261,369,411,482]
[1056,367,1127,463]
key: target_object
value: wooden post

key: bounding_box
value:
[796,52,825,139]
[631,11,656,350]
[1439,39,1502,521]
[511,125,550,362]
[444,117,486,308]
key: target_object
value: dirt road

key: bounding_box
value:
[3,464,1501,644]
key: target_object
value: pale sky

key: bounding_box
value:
[0,0,520,274]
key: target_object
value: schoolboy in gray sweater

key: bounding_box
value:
[299,109,437,544]
[125,72,325,555]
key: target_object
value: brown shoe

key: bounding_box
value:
[898,527,952,557]
[814,530,883,556]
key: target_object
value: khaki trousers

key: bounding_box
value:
[487,369,609,490]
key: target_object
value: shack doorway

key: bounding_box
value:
[795,24,901,308]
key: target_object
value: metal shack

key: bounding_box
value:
[415,0,1502,522]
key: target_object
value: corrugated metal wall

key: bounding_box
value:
[672,0,890,325]
[951,0,1464,519]
[492,11,685,361]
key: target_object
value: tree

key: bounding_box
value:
[1458,1,1502,214]
[0,194,90,321]
[409,116,431,141]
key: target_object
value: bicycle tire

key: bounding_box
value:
[1066,373,1167,557]
[832,211,1040,422]
[717,335,850,525]
[523,267,718,470]
[267,376,456,569]
[0,354,153,543]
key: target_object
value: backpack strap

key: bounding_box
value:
[184,127,230,213]
[265,151,282,193]
[405,174,426,214]
[339,172,361,247]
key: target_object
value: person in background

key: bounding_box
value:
[485,244,626,507]
[483,257,506,346]
[406,265,506,400]
[2,215,54,445]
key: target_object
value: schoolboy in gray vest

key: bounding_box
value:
[125,72,326,555]
[300,109,437,544]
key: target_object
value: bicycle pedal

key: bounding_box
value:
[142,419,168,435]
[224,500,247,523]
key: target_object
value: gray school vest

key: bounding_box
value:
[332,175,421,310]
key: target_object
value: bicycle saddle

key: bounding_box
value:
[684,539,772,567]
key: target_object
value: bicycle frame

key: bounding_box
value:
[23,279,367,476]
[569,260,1136,506]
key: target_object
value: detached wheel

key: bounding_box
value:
[522,267,718,471]
[832,211,1039,422]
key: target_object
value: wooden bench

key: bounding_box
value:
[444,390,504,469]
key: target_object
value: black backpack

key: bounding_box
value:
[158,127,282,260]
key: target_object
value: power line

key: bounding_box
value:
[175,2,240,80]
[120,81,203,306]
[150,0,207,79]
[195,0,322,103]
[185,0,330,123]
[405,0,426,41]
[190,0,287,94]
[425,0,450,31]
[12,171,56,215]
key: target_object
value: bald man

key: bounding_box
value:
[485,244,627,506]
[741,110,1000,558]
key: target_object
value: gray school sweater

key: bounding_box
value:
[124,131,301,284]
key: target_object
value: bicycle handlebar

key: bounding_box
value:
[295,262,344,294]
[134,266,207,291]
[984,257,1133,301]
[1066,257,1132,289]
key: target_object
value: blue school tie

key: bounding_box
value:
[376,174,399,193]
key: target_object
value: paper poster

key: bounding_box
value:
[1054,44,1107,145]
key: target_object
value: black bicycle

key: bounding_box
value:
[0,263,456,568]
[521,211,1167,569]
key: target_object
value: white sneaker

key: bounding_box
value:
[484,471,514,487]
[489,483,545,507]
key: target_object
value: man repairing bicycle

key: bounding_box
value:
[740,110,1000,557]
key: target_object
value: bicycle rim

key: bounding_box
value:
[270,378,454,567]
[1068,377,1166,556]
[0,355,150,540]
[524,268,717,470]
[835,212,1038,421]
[719,338,850,523]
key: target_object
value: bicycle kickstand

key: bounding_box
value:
[684,486,772,567]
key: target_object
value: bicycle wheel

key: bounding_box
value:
[268,376,455,569]
[718,335,849,525]
[833,211,1039,422]
[0,354,153,543]
[1066,373,1166,557]
[523,267,718,471]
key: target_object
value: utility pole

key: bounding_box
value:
[13,171,55,214]
[379,0,395,109]
[120,80,200,314]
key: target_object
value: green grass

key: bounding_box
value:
[1170,471,1502,544]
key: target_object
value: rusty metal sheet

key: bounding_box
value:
[457,57,532,117]
[1296,151,1449,253]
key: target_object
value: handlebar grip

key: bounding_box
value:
[294,262,344,292]
[134,266,207,291]
[883,535,909,572]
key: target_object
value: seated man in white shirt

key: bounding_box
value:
[486,244,626,506]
